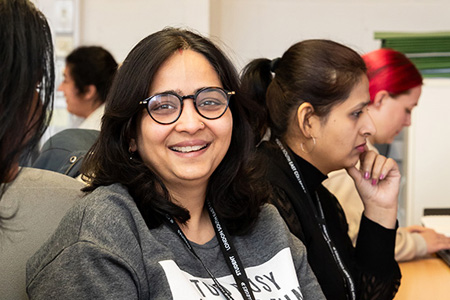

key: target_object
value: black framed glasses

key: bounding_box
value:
[139,87,234,125]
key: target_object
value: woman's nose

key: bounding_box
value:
[362,110,376,137]
[404,113,412,127]
[174,100,204,133]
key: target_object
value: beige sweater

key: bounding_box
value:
[323,142,427,262]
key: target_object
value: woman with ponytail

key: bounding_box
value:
[241,40,401,300]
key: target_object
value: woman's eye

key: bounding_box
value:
[197,98,225,111]
[199,99,220,106]
[153,104,176,111]
[352,110,363,118]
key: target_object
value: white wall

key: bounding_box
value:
[35,0,210,63]
[211,0,450,70]
[406,79,450,225]
[37,0,450,70]
[78,0,210,63]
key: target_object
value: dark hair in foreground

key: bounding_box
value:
[0,0,54,189]
[82,28,266,235]
[241,39,367,144]
[66,46,118,102]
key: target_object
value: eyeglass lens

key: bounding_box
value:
[147,88,229,124]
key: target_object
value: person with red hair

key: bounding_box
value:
[324,48,450,261]
[364,48,423,144]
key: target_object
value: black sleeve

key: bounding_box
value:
[355,215,402,299]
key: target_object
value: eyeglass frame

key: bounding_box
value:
[139,86,235,125]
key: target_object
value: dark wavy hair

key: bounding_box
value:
[241,39,367,143]
[65,46,118,103]
[0,0,54,188]
[82,28,265,235]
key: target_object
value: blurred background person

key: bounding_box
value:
[324,48,450,261]
[31,46,118,178]
[58,45,117,130]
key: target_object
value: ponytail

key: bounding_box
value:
[240,58,273,145]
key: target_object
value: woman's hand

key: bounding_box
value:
[405,225,450,254]
[346,150,400,229]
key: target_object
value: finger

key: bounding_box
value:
[406,225,428,233]
[346,165,362,184]
[378,157,397,181]
[359,150,377,180]
[368,155,388,185]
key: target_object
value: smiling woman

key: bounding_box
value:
[241,39,402,300]
[26,28,325,300]
[129,50,233,192]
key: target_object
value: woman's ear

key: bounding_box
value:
[295,102,315,137]
[372,90,389,109]
[82,84,98,101]
[129,138,137,152]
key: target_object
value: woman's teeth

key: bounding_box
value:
[171,145,206,153]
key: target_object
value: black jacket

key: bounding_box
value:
[258,141,401,300]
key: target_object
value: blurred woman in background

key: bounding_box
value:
[58,46,117,130]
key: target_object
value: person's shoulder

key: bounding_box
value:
[2,167,84,216]
[10,167,84,188]
[259,203,288,226]
[40,128,100,151]
[73,183,139,228]
[33,129,100,177]
[236,204,301,259]
[29,183,139,249]
[252,204,292,238]
[27,183,144,277]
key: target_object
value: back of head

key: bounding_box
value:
[0,0,54,185]
[65,46,118,102]
[362,48,423,101]
[241,39,367,141]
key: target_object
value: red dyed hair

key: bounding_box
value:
[362,48,423,103]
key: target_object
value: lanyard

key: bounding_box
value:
[164,201,256,300]
[275,138,356,300]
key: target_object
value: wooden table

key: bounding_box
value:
[394,256,450,300]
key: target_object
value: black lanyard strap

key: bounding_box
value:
[164,214,234,299]
[206,201,255,300]
[275,138,356,300]
[164,201,255,300]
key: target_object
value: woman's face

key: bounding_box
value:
[58,66,90,118]
[311,75,376,174]
[370,85,422,144]
[131,49,233,191]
